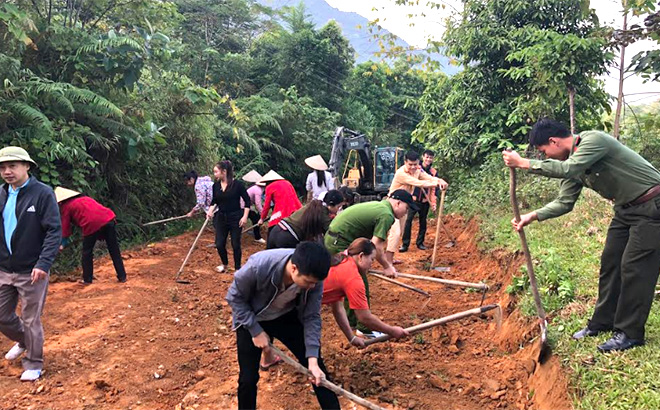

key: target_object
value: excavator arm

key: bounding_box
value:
[328,127,375,193]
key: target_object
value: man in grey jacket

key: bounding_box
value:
[0,147,61,381]
[226,241,339,410]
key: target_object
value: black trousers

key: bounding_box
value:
[248,210,262,240]
[266,225,299,249]
[588,197,660,340]
[402,201,430,248]
[236,310,340,410]
[81,221,127,283]
[214,210,243,270]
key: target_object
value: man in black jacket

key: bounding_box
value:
[0,147,61,381]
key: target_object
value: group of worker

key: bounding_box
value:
[182,149,444,409]
[2,115,660,399]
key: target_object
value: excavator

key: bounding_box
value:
[328,126,404,201]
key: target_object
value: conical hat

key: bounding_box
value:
[304,155,328,171]
[55,187,81,203]
[258,170,285,184]
[242,170,263,183]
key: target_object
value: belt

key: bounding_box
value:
[623,185,660,209]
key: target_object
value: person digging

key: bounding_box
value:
[324,189,416,335]
[226,242,340,410]
[56,187,127,284]
[502,118,660,353]
[260,237,409,367]
[386,150,447,265]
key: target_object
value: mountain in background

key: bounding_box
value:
[256,0,457,73]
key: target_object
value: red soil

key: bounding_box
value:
[0,215,571,410]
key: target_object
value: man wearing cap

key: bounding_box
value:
[258,170,302,231]
[387,150,447,265]
[305,155,335,203]
[56,187,127,284]
[241,170,266,244]
[184,170,214,218]
[0,147,61,381]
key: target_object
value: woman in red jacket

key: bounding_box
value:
[56,187,127,284]
[258,170,301,233]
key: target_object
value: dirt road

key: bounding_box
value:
[0,217,570,410]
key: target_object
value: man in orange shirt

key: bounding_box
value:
[387,151,447,264]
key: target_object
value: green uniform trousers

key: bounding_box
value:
[589,196,660,340]
[346,271,371,332]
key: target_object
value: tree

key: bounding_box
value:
[414,0,612,165]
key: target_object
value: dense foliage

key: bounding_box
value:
[0,0,427,266]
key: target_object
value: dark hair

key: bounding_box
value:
[323,189,344,206]
[422,150,434,157]
[339,186,355,205]
[315,170,326,188]
[299,200,326,241]
[405,150,420,162]
[291,241,331,280]
[184,170,198,181]
[215,160,234,187]
[331,237,376,266]
[529,118,571,147]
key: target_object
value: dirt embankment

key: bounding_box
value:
[0,216,571,410]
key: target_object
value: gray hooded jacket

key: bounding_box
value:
[226,248,324,358]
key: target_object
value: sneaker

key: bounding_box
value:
[215,265,225,273]
[254,238,266,244]
[20,369,42,381]
[4,343,26,360]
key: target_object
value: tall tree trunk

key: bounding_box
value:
[613,1,628,140]
[568,87,576,134]
[48,0,53,25]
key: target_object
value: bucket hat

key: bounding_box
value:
[0,147,37,166]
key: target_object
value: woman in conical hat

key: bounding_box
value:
[257,170,301,231]
[305,155,335,202]
[55,187,127,284]
[241,170,266,245]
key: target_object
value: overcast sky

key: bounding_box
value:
[325,0,660,106]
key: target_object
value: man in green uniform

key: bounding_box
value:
[324,190,416,333]
[503,118,660,353]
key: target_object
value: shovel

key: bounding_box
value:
[509,165,551,364]
[143,214,189,226]
[363,304,501,346]
[242,221,262,234]
[267,344,386,410]
[430,189,456,269]
[174,217,211,284]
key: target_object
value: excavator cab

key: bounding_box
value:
[329,127,404,199]
[373,147,404,192]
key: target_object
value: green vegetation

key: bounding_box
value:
[0,0,430,272]
[4,0,660,407]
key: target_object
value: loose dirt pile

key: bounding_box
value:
[0,216,571,410]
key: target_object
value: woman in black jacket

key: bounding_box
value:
[206,160,250,273]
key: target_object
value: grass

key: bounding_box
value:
[454,184,660,410]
